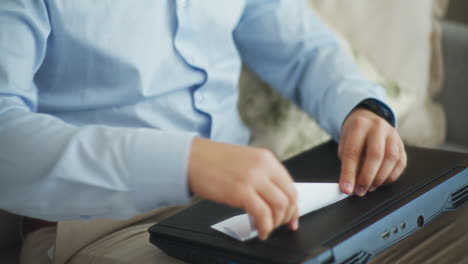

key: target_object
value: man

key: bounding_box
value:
[0,0,407,263]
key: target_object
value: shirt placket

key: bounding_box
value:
[174,0,211,136]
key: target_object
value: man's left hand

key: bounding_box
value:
[338,108,407,196]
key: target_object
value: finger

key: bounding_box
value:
[384,141,407,185]
[269,163,297,205]
[284,195,298,230]
[270,180,297,228]
[355,123,387,196]
[288,205,299,231]
[243,190,273,240]
[276,181,298,230]
[339,119,369,194]
[369,133,399,191]
[269,163,298,225]
[257,182,290,228]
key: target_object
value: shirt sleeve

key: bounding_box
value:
[0,0,194,221]
[234,0,396,142]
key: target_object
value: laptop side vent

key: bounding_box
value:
[446,185,468,209]
[341,251,372,264]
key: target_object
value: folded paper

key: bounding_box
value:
[211,183,349,241]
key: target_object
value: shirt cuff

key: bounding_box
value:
[127,128,196,213]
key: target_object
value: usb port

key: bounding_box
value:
[400,222,406,230]
[381,231,390,240]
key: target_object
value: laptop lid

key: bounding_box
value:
[148,142,468,264]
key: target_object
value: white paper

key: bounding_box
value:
[211,183,349,241]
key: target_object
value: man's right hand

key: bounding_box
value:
[188,137,299,240]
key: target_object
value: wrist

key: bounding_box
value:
[354,99,395,127]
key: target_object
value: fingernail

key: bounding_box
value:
[355,186,366,197]
[292,219,299,231]
[343,182,353,194]
[369,186,377,192]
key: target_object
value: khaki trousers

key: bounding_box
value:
[20,204,467,264]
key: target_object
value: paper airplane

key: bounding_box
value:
[211,183,349,241]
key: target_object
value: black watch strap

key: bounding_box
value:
[356,99,395,127]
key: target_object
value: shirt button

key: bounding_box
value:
[178,0,188,7]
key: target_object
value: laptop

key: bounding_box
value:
[148,141,468,264]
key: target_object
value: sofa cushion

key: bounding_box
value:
[239,0,449,159]
[0,210,21,249]
[0,210,21,264]
[0,243,21,264]
[309,0,448,147]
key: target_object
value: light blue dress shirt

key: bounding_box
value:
[0,0,393,220]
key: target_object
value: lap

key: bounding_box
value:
[20,226,56,264]
[21,205,467,264]
[68,223,186,264]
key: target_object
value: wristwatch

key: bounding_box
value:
[355,99,395,127]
